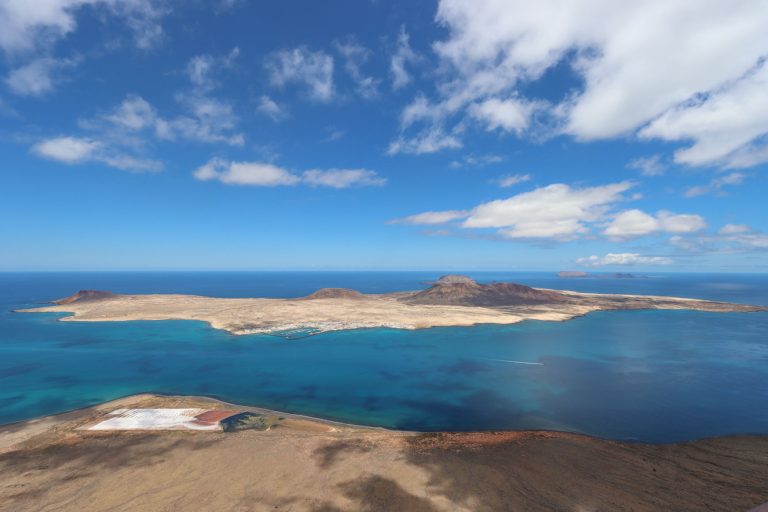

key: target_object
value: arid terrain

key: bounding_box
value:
[1,394,767,512]
[19,275,767,335]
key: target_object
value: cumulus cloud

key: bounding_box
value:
[604,209,706,239]
[31,87,243,172]
[5,57,78,96]
[0,0,166,54]
[393,0,768,168]
[462,182,632,240]
[32,135,161,171]
[393,180,710,242]
[266,46,334,102]
[577,253,673,267]
[194,158,385,189]
[640,61,768,168]
[684,172,747,197]
[390,25,419,90]
[32,136,100,163]
[194,158,300,186]
[603,210,659,238]
[27,41,247,172]
[468,97,538,134]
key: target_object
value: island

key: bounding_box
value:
[19,275,766,336]
[557,271,647,278]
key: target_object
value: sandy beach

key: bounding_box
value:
[1,393,767,512]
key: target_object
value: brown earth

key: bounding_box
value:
[1,395,767,512]
[54,290,116,305]
[405,276,569,306]
[301,288,366,300]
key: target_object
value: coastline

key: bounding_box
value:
[17,285,767,336]
[2,393,768,511]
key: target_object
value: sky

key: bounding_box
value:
[0,0,767,272]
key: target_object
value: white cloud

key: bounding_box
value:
[256,95,287,122]
[5,56,77,96]
[391,210,469,225]
[671,224,768,254]
[627,155,666,177]
[684,171,747,197]
[32,136,100,163]
[106,94,161,132]
[497,173,531,187]
[103,93,244,146]
[302,168,385,188]
[604,209,706,239]
[657,211,707,233]
[266,47,334,102]
[98,154,162,172]
[186,48,238,91]
[462,181,633,240]
[391,25,419,90]
[469,97,538,133]
[194,158,385,189]
[641,61,768,167]
[173,93,244,146]
[395,0,768,168]
[603,209,659,238]
[0,0,166,54]
[324,126,345,141]
[394,180,710,242]
[387,127,462,155]
[449,153,503,168]
[577,253,673,267]
[335,38,379,99]
[719,224,750,235]
[194,158,300,186]
[32,135,161,171]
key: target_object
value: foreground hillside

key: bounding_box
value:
[0,394,766,512]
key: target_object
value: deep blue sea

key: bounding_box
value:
[1,271,767,443]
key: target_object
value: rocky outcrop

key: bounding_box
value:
[405,275,568,307]
[54,290,116,305]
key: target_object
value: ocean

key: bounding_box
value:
[1,271,767,443]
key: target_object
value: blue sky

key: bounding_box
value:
[1,0,766,271]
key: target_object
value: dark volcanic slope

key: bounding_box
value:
[405,275,568,307]
[53,290,116,305]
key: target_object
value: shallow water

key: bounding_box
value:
[1,271,767,442]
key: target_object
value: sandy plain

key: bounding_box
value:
[20,287,767,335]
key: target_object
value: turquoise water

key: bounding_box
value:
[1,271,767,442]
